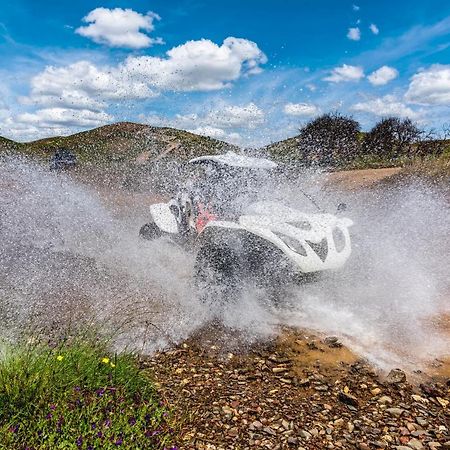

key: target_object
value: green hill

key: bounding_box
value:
[0,122,237,165]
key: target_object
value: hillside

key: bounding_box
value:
[0,122,237,165]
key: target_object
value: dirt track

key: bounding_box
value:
[145,329,450,449]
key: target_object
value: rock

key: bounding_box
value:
[378,395,393,404]
[407,438,424,450]
[416,417,427,427]
[371,388,382,395]
[287,436,298,445]
[338,391,359,407]
[263,426,276,436]
[436,397,449,408]
[428,443,441,450]
[385,407,405,417]
[272,366,288,373]
[227,427,239,437]
[252,420,263,429]
[386,368,407,384]
[299,430,312,440]
[324,336,343,348]
[358,443,371,450]
[395,447,411,450]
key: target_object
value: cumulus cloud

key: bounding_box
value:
[12,37,266,139]
[283,102,320,117]
[323,64,364,83]
[351,95,420,119]
[75,7,163,49]
[187,126,241,144]
[347,27,361,41]
[370,23,379,35]
[367,66,399,86]
[122,37,267,91]
[405,64,450,105]
[24,37,267,112]
[16,107,112,128]
[144,102,265,145]
[353,4,360,11]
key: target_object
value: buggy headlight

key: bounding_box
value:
[273,232,307,256]
[332,227,346,252]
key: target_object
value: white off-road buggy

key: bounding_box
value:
[140,152,353,300]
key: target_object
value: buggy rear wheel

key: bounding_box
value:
[139,222,163,240]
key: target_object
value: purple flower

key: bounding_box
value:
[46,413,52,420]
[104,419,111,428]
[74,386,81,392]
[91,423,96,430]
[96,388,105,397]
[115,438,123,446]
[9,425,18,433]
[97,431,103,438]
[128,417,136,426]
[49,404,56,410]
[76,436,83,447]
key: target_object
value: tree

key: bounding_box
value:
[296,112,361,166]
[362,117,421,160]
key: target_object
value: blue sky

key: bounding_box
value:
[1,0,450,146]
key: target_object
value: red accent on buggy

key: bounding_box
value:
[196,202,217,233]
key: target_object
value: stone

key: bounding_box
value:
[378,396,393,404]
[371,388,382,395]
[386,368,407,384]
[324,336,342,348]
[227,427,239,437]
[407,438,424,450]
[385,407,405,417]
[299,430,312,440]
[338,391,359,407]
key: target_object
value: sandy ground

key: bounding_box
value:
[325,167,402,190]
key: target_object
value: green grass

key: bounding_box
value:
[0,339,176,449]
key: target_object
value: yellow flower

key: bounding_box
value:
[110,362,116,368]
[101,357,110,364]
[56,355,64,362]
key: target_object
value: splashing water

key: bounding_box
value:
[0,155,448,370]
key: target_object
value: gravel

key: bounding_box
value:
[142,329,450,449]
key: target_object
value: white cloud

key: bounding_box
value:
[351,95,420,118]
[205,103,265,129]
[367,66,399,86]
[25,60,155,111]
[353,4,360,11]
[187,126,241,144]
[122,37,267,91]
[75,7,163,49]
[144,102,264,145]
[147,103,264,130]
[323,64,364,83]
[16,108,112,128]
[405,64,450,105]
[370,23,379,35]
[347,27,361,41]
[25,37,266,111]
[283,102,320,117]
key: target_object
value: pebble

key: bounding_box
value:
[385,407,405,417]
[378,395,393,404]
[299,430,312,440]
[386,368,407,384]
[407,438,424,450]
[371,388,382,395]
